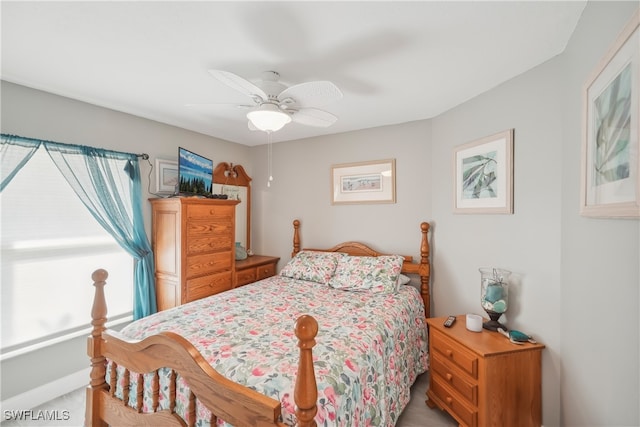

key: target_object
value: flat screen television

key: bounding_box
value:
[178,147,213,196]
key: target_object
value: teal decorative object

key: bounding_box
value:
[498,328,537,345]
[484,283,503,303]
[492,299,507,313]
[235,242,247,260]
[479,267,511,331]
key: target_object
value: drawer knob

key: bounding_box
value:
[446,396,453,405]
[446,349,453,357]
[446,373,453,382]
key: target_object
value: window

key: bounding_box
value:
[1,148,133,353]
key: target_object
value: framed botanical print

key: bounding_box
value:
[453,129,514,214]
[581,10,639,218]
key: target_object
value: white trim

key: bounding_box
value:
[0,368,89,414]
[0,315,132,361]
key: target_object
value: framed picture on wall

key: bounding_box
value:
[453,129,514,214]
[580,10,639,218]
[155,159,178,195]
[331,159,396,204]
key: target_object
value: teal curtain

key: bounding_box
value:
[1,134,157,318]
[1,135,42,191]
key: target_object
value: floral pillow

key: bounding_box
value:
[279,250,346,284]
[328,255,405,293]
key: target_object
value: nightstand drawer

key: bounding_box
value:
[431,353,478,405]
[256,264,276,280]
[235,255,280,288]
[431,374,478,427]
[432,330,478,379]
[236,268,257,286]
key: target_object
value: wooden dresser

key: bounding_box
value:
[426,315,545,427]
[234,255,280,288]
[150,197,239,311]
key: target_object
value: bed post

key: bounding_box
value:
[85,269,109,427]
[294,315,318,427]
[419,222,431,319]
[292,219,301,257]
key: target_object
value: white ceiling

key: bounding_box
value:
[1,1,586,146]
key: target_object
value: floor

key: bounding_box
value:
[1,372,457,426]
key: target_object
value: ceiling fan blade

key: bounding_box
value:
[208,70,268,101]
[279,81,342,108]
[185,103,252,109]
[291,108,338,127]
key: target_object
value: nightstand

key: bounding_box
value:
[426,315,545,427]
[234,255,280,288]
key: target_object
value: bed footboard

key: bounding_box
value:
[86,269,319,427]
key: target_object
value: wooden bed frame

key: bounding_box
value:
[85,219,431,426]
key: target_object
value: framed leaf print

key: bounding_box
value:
[581,10,639,218]
[453,129,514,214]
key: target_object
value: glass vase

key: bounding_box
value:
[479,267,511,331]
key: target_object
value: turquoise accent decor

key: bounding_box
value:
[484,283,503,302]
[235,242,248,260]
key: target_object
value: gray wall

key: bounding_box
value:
[2,2,638,425]
[249,119,432,265]
[560,2,639,426]
[430,35,565,426]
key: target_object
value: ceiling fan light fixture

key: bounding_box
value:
[247,103,291,132]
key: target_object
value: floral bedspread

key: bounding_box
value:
[114,275,429,426]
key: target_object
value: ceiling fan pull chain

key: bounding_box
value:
[267,131,274,187]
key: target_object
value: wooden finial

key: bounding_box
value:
[86,269,110,425]
[294,315,318,427]
[419,222,431,318]
[292,219,301,257]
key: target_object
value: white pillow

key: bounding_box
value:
[397,274,411,286]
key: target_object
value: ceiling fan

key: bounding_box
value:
[204,70,343,132]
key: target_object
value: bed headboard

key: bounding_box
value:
[290,219,432,318]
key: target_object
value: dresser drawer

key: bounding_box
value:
[432,330,478,379]
[256,263,276,280]
[186,220,234,239]
[236,268,257,287]
[187,204,234,221]
[187,235,233,255]
[431,353,478,405]
[186,271,232,302]
[185,252,232,278]
[431,375,478,427]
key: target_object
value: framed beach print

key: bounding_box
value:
[453,129,514,214]
[581,10,639,218]
[155,158,178,195]
[331,159,396,204]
